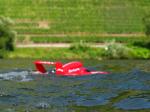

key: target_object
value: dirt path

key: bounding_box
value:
[16,43,107,48]
[17,33,145,37]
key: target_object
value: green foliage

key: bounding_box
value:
[132,40,150,49]
[130,47,150,59]
[104,40,150,59]
[8,46,150,59]
[0,49,6,58]
[30,36,148,43]
[104,41,132,59]
[0,16,15,58]
[69,41,91,52]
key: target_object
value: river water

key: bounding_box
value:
[0,59,150,112]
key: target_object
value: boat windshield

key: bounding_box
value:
[86,69,91,72]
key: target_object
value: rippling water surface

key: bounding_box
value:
[0,59,150,112]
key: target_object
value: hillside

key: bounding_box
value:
[0,0,150,43]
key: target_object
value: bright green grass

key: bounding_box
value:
[0,0,150,34]
[8,46,150,59]
[30,36,148,43]
[15,28,52,34]
[8,47,104,59]
[14,22,38,27]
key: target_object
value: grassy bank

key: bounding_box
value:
[20,36,148,43]
[7,45,150,60]
[7,47,104,60]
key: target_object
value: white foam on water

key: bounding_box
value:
[0,70,33,82]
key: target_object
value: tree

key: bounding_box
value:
[0,17,16,58]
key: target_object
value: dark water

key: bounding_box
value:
[0,59,150,112]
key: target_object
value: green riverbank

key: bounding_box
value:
[7,47,104,60]
[7,46,150,60]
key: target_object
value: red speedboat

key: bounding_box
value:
[34,61,108,76]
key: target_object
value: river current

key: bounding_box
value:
[0,59,150,112]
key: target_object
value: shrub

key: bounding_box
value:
[130,47,150,59]
[132,41,150,49]
[104,40,132,59]
[69,40,91,52]
[0,17,16,58]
